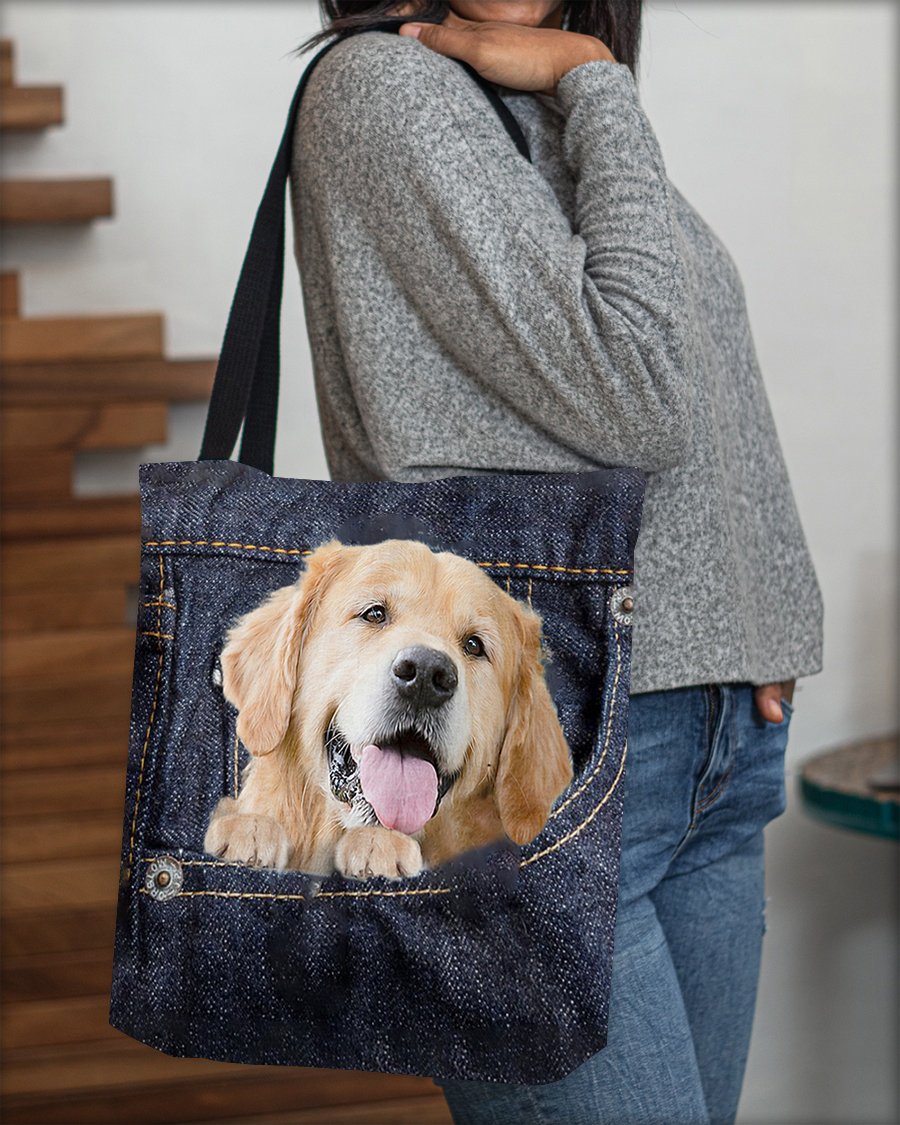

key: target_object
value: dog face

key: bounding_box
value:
[219,538,572,848]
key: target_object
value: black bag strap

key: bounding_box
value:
[198,21,532,474]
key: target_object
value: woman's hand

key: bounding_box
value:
[754,678,796,724]
[396,10,615,97]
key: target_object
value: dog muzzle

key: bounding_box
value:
[326,720,456,834]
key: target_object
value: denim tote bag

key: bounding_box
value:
[109,23,646,1085]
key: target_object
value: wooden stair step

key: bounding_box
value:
[0,177,113,224]
[1,356,217,404]
[0,85,64,131]
[1,645,135,695]
[0,495,141,540]
[2,532,140,625]
[0,855,119,915]
[2,809,122,863]
[0,450,73,503]
[2,995,117,1051]
[0,313,163,364]
[3,586,129,632]
[1,765,127,820]
[2,535,139,595]
[1,401,168,451]
[1,39,13,87]
[2,1037,266,1096]
[1,270,19,315]
[2,907,115,958]
[1,681,132,730]
[1,626,137,727]
[1,718,129,771]
[2,948,115,1003]
[0,1036,437,1103]
[0,1088,448,1125]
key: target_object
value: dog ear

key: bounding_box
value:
[219,539,346,756]
[494,603,573,846]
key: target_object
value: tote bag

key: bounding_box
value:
[109,23,646,1086]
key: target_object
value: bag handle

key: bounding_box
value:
[198,21,532,474]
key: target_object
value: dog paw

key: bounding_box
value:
[204,806,290,871]
[335,826,423,880]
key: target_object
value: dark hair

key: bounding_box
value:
[291,2,643,81]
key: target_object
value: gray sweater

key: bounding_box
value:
[288,30,824,695]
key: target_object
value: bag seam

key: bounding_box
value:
[142,538,630,577]
[127,553,173,867]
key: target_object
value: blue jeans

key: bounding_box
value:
[435,681,793,1125]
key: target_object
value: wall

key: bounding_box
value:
[1,2,896,1121]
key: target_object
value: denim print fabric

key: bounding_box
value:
[109,459,645,1084]
[437,683,793,1123]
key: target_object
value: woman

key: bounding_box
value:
[288,2,824,1122]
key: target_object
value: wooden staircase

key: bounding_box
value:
[0,38,451,1125]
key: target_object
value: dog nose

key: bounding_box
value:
[391,646,458,707]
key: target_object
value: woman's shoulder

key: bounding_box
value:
[302,30,466,124]
[299,29,481,145]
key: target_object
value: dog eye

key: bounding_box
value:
[463,634,487,659]
[360,604,387,624]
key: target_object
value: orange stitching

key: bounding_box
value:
[156,555,162,638]
[141,538,630,576]
[478,561,630,576]
[138,885,453,901]
[144,539,311,555]
[520,738,627,868]
[128,652,163,868]
[547,620,622,821]
[142,600,176,609]
[127,554,168,868]
[140,631,174,640]
[142,857,245,866]
[138,891,303,900]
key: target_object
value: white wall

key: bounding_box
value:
[1,2,896,1121]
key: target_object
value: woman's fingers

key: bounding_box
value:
[754,684,784,724]
[753,678,796,723]
[399,15,482,59]
[398,16,607,95]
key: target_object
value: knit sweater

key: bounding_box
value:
[287,29,824,694]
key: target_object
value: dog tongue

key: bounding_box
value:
[357,743,438,834]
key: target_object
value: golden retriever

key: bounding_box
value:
[203,538,572,880]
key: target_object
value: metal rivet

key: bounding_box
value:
[211,656,223,689]
[145,856,183,901]
[611,585,636,626]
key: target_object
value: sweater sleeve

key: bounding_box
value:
[297,34,694,473]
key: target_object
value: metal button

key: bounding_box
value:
[145,855,183,901]
[610,585,635,626]
[211,655,224,689]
